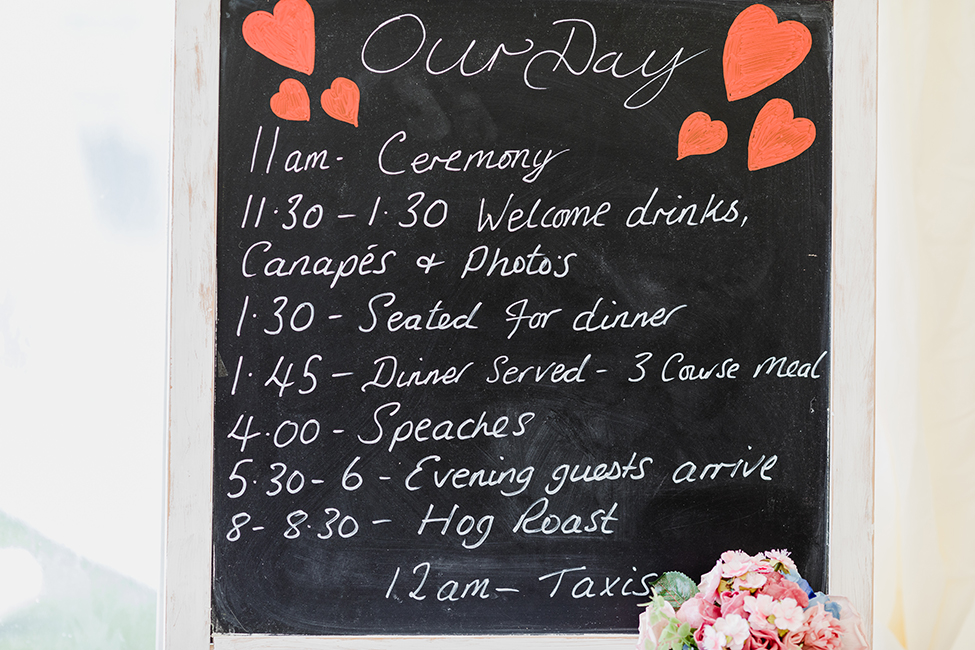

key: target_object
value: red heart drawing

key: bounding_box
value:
[723,4,812,102]
[748,98,816,171]
[242,0,315,76]
[321,78,360,127]
[270,79,310,121]
[677,112,728,160]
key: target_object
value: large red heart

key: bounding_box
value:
[242,0,315,76]
[270,79,310,121]
[723,4,811,102]
[321,78,360,127]
[677,112,728,160]
[748,98,816,171]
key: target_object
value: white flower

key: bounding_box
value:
[700,614,750,650]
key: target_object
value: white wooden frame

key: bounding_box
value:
[163,1,876,648]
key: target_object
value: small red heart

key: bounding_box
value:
[748,98,816,171]
[242,0,315,76]
[321,78,360,127]
[724,4,812,102]
[677,112,728,160]
[270,79,310,121]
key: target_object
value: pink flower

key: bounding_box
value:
[829,596,869,650]
[734,570,768,591]
[637,608,655,649]
[636,598,677,650]
[699,561,723,601]
[700,615,750,650]
[700,627,724,650]
[718,589,748,619]
[752,560,775,576]
[759,572,809,608]
[744,593,777,631]
[801,604,843,650]
[720,550,758,578]
[764,549,797,574]
[677,593,719,628]
[636,609,659,649]
[770,597,805,632]
[780,628,806,650]
[748,626,785,650]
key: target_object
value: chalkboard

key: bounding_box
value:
[211,0,833,637]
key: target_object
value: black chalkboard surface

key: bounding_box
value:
[213,0,832,636]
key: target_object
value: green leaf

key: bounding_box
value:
[653,571,698,608]
[656,619,697,650]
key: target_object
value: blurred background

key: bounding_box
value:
[0,1,972,649]
[0,1,172,648]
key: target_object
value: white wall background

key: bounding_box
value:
[875,1,975,649]
[0,0,174,589]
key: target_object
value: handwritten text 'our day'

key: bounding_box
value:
[361,14,705,109]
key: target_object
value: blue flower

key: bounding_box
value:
[785,570,816,598]
[807,592,842,620]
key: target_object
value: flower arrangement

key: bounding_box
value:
[637,549,868,650]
